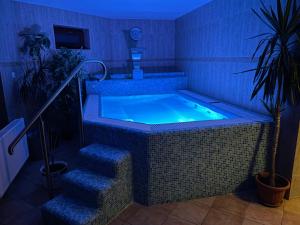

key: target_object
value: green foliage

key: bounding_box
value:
[250,0,300,187]
[251,0,300,107]
[19,24,50,59]
[47,48,84,118]
[18,24,51,112]
[261,99,285,121]
[18,25,85,138]
[49,48,85,83]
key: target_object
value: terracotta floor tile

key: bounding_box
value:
[126,208,168,225]
[170,201,209,224]
[21,161,45,186]
[245,202,283,225]
[235,191,258,203]
[192,196,216,207]
[242,219,265,225]
[148,202,178,214]
[284,198,300,215]
[2,208,43,225]
[3,176,40,201]
[162,216,195,225]
[117,203,143,221]
[212,194,249,217]
[0,199,35,225]
[282,211,300,225]
[202,208,244,225]
[3,151,297,225]
[108,219,130,225]
[22,187,50,207]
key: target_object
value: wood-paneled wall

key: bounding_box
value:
[13,1,175,69]
[175,0,276,114]
[0,1,176,120]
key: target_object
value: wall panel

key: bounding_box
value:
[175,0,276,114]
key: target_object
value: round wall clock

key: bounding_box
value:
[130,27,142,41]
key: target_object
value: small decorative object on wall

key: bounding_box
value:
[130,27,142,41]
[247,0,300,207]
[129,27,144,79]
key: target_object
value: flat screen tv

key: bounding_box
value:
[54,25,90,49]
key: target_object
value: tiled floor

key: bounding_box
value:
[1,139,300,225]
[109,195,300,225]
[0,140,80,225]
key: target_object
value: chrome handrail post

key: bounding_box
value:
[8,59,107,156]
[77,76,84,147]
[6,59,108,198]
[39,116,53,198]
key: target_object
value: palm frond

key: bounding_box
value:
[249,0,300,108]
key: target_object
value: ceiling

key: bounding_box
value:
[15,0,212,20]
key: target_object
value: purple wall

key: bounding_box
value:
[108,19,175,72]
[175,0,276,114]
[0,0,21,120]
[1,0,294,119]
[14,2,175,71]
[0,1,176,119]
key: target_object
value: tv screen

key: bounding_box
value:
[54,25,90,49]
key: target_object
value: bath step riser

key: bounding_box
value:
[79,152,131,179]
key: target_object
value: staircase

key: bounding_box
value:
[41,144,132,225]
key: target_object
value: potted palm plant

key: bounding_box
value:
[19,24,51,115]
[249,0,300,207]
[18,24,51,160]
[19,25,69,183]
[47,48,85,139]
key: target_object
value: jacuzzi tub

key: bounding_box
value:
[83,90,270,132]
[83,90,273,205]
[101,93,231,124]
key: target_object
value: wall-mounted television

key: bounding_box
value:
[54,25,90,49]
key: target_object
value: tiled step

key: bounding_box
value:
[42,143,133,225]
[41,195,104,225]
[79,144,131,178]
[63,169,116,207]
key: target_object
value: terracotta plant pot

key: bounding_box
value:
[255,172,290,207]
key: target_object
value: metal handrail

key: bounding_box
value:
[8,59,107,155]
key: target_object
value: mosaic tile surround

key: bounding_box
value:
[85,74,187,96]
[84,121,273,205]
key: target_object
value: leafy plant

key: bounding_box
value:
[250,0,300,186]
[46,48,85,137]
[19,25,86,139]
[18,24,51,113]
[19,24,50,61]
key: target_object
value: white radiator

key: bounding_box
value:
[0,118,29,197]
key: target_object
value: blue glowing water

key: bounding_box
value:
[101,94,228,125]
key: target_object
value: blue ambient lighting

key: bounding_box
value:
[15,0,212,19]
[101,94,228,125]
